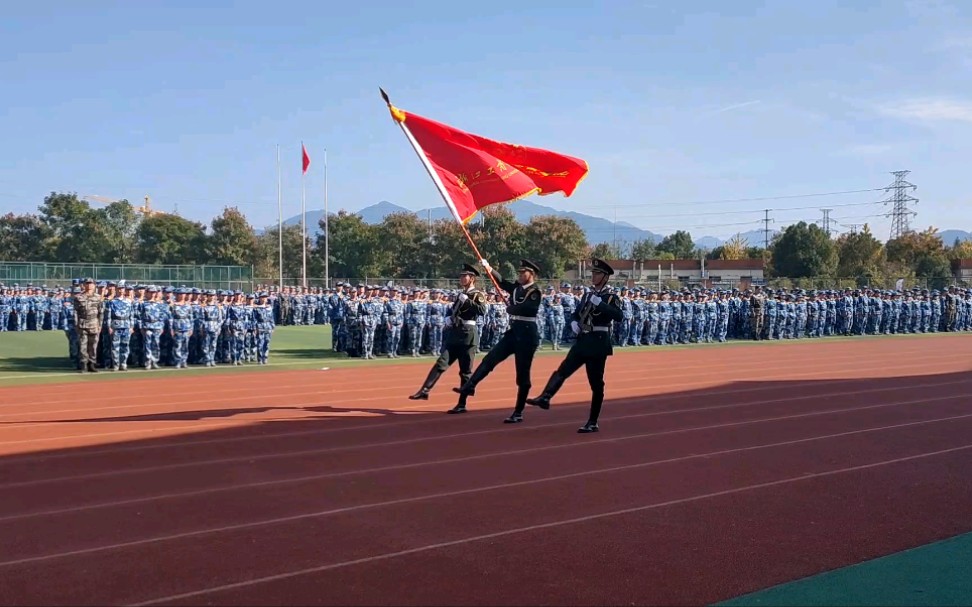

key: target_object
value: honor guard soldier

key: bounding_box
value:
[526,258,624,433]
[453,258,543,423]
[409,263,488,405]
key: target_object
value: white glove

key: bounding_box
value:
[571,320,580,335]
[479,258,492,272]
[458,293,468,302]
[589,295,602,306]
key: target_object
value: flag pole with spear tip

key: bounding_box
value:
[380,87,507,303]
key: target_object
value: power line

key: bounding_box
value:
[614,200,884,222]
[602,187,887,210]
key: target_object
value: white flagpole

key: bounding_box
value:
[324,147,329,289]
[276,144,282,290]
[301,141,307,289]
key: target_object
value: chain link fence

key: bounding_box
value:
[0,262,253,291]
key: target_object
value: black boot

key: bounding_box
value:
[452,364,488,396]
[87,362,99,373]
[409,367,442,400]
[447,394,468,414]
[504,386,530,423]
[578,392,603,433]
[526,372,566,410]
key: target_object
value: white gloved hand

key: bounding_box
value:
[479,258,492,271]
[589,295,602,306]
[571,320,580,335]
[458,293,468,302]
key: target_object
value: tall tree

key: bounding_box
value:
[0,213,51,261]
[522,215,588,278]
[835,224,884,278]
[378,212,432,277]
[947,238,972,260]
[721,233,748,260]
[135,214,208,265]
[630,239,656,260]
[430,219,471,277]
[589,242,623,260]
[37,192,90,241]
[207,207,257,266]
[323,211,385,278]
[655,230,696,259]
[770,221,837,278]
[257,223,313,282]
[467,206,527,276]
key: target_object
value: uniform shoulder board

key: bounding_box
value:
[472,290,487,303]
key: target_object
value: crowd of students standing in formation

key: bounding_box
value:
[270,282,972,359]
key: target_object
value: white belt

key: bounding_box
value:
[509,315,536,323]
[459,320,476,326]
[583,326,611,333]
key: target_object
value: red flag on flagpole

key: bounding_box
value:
[385,104,588,224]
[302,144,311,174]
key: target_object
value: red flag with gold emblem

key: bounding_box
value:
[388,105,589,223]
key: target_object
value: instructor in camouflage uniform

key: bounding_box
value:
[749,285,765,340]
[73,277,104,373]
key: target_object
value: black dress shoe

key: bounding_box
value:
[503,414,523,424]
[577,422,599,433]
[446,405,467,414]
[451,386,476,396]
[526,396,550,410]
[408,390,429,400]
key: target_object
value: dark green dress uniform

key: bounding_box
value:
[526,258,624,433]
[409,264,489,402]
[454,259,543,423]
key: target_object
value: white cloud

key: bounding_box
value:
[878,98,972,123]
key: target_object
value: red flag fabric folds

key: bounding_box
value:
[390,106,589,223]
[302,144,311,174]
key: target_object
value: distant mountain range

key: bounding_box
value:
[279,201,969,249]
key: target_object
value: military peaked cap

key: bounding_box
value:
[590,258,615,275]
[460,263,480,277]
[518,259,541,275]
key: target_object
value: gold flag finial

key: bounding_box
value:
[379,87,406,123]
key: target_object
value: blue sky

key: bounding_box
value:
[1,0,970,243]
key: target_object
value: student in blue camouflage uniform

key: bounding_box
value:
[227,292,251,365]
[252,291,275,364]
[384,288,405,358]
[487,293,508,349]
[0,285,11,331]
[63,288,79,366]
[168,289,194,368]
[544,286,565,350]
[139,286,168,369]
[426,289,447,356]
[358,286,382,360]
[628,289,645,346]
[106,287,134,371]
[198,290,222,366]
[328,283,347,352]
[406,288,428,357]
[559,282,575,344]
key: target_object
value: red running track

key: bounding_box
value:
[0,335,970,605]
